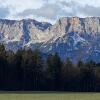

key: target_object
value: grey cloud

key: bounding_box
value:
[17,4,60,19]
[60,1,100,17]
[0,7,10,18]
[79,5,100,16]
[60,1,76,7]
[17,3,73,19]
[16,0,100,20]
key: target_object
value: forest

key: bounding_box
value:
[0,44,100,91]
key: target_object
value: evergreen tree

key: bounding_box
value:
[47,53,62,90]
[0,44,8,90]
[79,61,96,91]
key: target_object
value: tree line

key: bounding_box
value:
[0,44,100,91]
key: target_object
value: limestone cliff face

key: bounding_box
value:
[0,17,100,62]
[0,17,100,44]
[0,19,52,44]
[54,17,100,35]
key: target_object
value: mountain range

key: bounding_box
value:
[0,17,100,62]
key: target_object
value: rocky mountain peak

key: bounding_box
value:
[0,17,100,62]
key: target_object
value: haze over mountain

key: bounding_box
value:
[0,17,100,62]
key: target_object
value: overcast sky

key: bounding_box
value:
[0,0,100,23]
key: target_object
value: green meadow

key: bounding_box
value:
[0,92,100,100]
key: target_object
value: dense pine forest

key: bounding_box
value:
[0,44,100,91]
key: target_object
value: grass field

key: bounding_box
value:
[0,92,100,100]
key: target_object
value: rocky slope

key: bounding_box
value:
[0,17,100,62]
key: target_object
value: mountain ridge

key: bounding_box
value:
[0,17,100,62]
